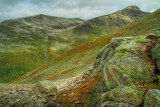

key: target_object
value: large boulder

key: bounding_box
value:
[90,86,143,107]
[144,89,160,107]
[32,74,83,94]
[94,37,157,91]
[100,86,144,106]
[152,40,160,72]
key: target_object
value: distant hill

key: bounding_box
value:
[0,14,84,51]
[0,14,84,37]
[72,6,149,36]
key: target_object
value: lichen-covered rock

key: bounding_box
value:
[33,80,57,94]
[94,37,157,91]
[100,86,144,106]
[144,89,160,107]
[152,40,160,71]
[100,101,134,107]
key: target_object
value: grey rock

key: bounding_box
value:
[144,89,160,107]
[101,101,134,107]
[101,86,144,106]
[152,41,160,72]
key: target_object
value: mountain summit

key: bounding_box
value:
[73,5,149,35]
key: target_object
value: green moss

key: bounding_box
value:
[84,101,91,107]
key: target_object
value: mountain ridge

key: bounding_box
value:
[72,5,149,36]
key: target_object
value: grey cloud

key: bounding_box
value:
[0,0,159,22]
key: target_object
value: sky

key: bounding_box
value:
[0,0,159,22]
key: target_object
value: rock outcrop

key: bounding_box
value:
[90,86,144,107]
[152,39,160,71]
[100,86,144,106]
[94,37,157,91]
[0,68,94,106]
[89,36,160,107]
[0,84,35,106]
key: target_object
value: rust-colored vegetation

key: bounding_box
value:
[47,73,59,80]
[28,64,48,77]
[128,22,144,30]
[84,56,96,64]
[61,67,77,75]
[56,72,101,106]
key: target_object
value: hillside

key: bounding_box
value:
[0,6,150,83]
[72,6,149,36]
[12,8,160,84]
[0,15,84,82]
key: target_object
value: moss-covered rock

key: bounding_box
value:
[100,101,134,107]
[101,86,144,106]
[152,40,160,72]
[94,37,157,91]
[144,89,160,107]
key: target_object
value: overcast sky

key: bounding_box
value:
[0,0,159,22]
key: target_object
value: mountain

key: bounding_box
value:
[0,15,84,82]
[0,6,151,83]
[72,6,149,36]
[0,14,84,51]
[0,14,84,37]
[12,8,160,84]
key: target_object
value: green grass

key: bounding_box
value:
[0,50,45,82]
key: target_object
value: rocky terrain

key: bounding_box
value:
[1,35,160,107]
[0,5,160,107]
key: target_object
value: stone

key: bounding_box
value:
[101,86,144,106]
[152,40,160,72]
[100,101,134,107]
[46,100,57,107]
[144,89,160,107]
[94,37,157,91]
[146,33,160,40]
[33,80,57,94]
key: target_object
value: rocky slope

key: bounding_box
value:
[72,6,149,36]
[1,35,160,107]
[90,35,160,107]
